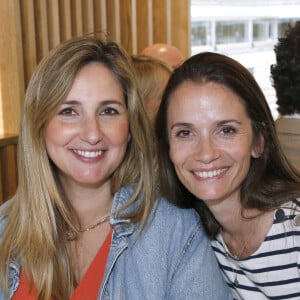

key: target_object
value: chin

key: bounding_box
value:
[193,191,222,203]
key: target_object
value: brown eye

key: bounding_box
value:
[101,107,118,115]
[176,130,191,137]
[59,107,77,115]
[221,126,236,135]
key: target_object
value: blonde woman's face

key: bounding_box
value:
[45,63,130,189]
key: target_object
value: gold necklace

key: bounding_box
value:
[78,214,110,233]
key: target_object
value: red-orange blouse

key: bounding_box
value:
[12,230,112,300]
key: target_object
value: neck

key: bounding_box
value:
[207,196,246,235]
[60,179,113,226]
[221,209,274,258]
[206,194,274,258]
[222,208,262,238]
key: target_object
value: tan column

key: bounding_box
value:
[0,0,24,135]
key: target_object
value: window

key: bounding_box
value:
[191,21,207,46]
[191,0,300,119]
[216,21,246,44]
[253,20,271,41]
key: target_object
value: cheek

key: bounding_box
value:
[233,143,254,160]
[45,121,76,146]
[169,142,184,166]
[108,122,130,146]
[228,144,253,174]
[169,147,189,184]
[44,121,61,147]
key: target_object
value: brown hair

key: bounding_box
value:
[156,51,300,239]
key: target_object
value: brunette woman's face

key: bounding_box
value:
[167,80,263,208]
[45,63,130,189]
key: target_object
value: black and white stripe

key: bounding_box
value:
[211,200,300,300]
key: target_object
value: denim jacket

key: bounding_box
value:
[0,186,232,299]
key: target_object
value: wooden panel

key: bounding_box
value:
[0,158,2,204]
[0,145,18,203]
[0,135,18,204]
[0,0,191,126]
[20,0,37,85]
[47,0,61,49]
[120,0,133,53]
[82,0,94,35]
[106,0,117,42]
[93,0,103,38]
[171,0,190,58]
[136,0,149,53]
[35,0,50,61]
[152,0,167,43]
[59,0,73,42]
[71,0,83,37]
[0,0,24,135]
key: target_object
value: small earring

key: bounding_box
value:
[251,151,262,159]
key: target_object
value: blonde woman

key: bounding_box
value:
[132,55,172,123]
[0,37,230,300]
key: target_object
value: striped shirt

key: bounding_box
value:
[211,200,300,300]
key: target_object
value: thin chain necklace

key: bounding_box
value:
[230,236,252,287]
[225,220,258,287]
[78,214,110,233]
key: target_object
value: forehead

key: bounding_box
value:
[167,80,250,123]
[68,63,123,93]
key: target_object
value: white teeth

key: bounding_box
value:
[73,149,102,158]
[195,168,227,179]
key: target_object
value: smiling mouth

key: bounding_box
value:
[72,149,103,158]
[194,168,228,179]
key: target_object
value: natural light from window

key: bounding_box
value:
[190,0,300,120]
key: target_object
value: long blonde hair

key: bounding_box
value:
[132,55,172,122]
[0,36,157,299]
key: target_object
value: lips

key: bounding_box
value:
[72,149,103,158]
[193,167,228,179]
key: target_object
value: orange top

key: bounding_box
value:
[12,230,112,300]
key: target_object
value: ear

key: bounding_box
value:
[251,133,264,158]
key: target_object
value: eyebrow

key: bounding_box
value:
[170,119,242,130]
[218,119,242,125]
[62,100,79,105]
[170,122,191,130]
[62,99,124,106]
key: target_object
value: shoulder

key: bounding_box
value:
[278,199,300,218]
[113,186,206,242]
[283,199,300,225]
[144,196,206,247]
[116,185,201,226]
[153,196,200,226]
[112,186,136,210]
[271,200,300,236]
[0,200,11,241]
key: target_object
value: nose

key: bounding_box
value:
[194,136,220,163]
[80,116,103,145]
